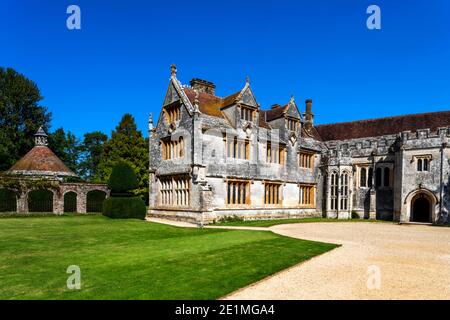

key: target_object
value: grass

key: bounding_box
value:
[0,215,337,300]
[214,217,392,227]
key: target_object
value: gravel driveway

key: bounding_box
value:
[224,222,450,300]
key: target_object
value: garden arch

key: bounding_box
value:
[64,191,78,213]
[28,189,54,213]
[86,190,107,213]
[0,189,17,212]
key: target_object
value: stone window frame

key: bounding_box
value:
[263,181,283,206]
[374,164,393,189]
[161,136,184,160]
[413,154,432,172]
[164,102,181,125]
[240,105,256,122]
[226,179,251,206]
[224,136,250,160]
[299,183,316,208]
[298,150,315,169]
[340,171,350,211]
[266,142,287,165]
[357,165,374,188]
[330,171,339,211]
[286,116,300,132]
[158,175,190,207]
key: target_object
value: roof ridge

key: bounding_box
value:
[316,110,450,128]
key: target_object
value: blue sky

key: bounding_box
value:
[2,0,449,138]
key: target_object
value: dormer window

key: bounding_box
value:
[287,118,300,131]
[165,104,181,124]
[240,106,255,122]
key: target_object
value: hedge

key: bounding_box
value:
[107,162,138,193]
[102,196,146,220]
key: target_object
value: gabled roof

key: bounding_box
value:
[7,146,77,177]
[265,104,290,122]
[183,88,243,118]
[315,110,450,141]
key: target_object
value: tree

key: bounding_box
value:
[97,114,148,201]
[78,131,108,181]
[0,67,52,171]
[102,162,146,220]
[48,128,81,173]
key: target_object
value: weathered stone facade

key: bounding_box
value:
[149,66,450,225]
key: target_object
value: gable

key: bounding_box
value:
[163,83,180,106]
[239,87,258,108]
[285,101,301,119]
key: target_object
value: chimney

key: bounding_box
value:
[304,99,314,131]
[190,78,216,95]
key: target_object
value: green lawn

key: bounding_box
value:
[0,215,337,300]
[214,217,392,227]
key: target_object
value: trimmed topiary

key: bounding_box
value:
[107,162,138,194]
[102,197,146,220]
[103,162,146,220]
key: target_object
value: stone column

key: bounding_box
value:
[54,190,64,214]
[77,192,87,214]
[17,191,28,213]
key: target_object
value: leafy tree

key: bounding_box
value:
[0,67,51,171]
[97,114,148,201]
[78,131,108,181]
[48,128,81,173]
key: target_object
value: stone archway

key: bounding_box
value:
[28,189,54,213]
[86,190,107,213]
[411,193,432,223]
[0,189,17,212]
[64,192,78,213]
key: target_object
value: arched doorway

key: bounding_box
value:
[28,189,54,213]
[86,190,106,213]
[0,189,17,212]
[411,193,431,223]
[64,192,77,213]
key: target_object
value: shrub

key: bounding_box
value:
[102,196,146,220]
[107,162,138,194]
[218,215,244,223]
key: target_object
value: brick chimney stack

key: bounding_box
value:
[190,78,216,95]
[304,99,314,131]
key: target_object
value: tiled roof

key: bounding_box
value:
[183,88,241,118]
[258,110,272,129]
[315,110,450,141]
[301,126,323,141]
[265,105,289,122]
[7,146,77,177]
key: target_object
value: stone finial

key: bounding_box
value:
[289,95,295,104]
[193,89,200,113]
[148,113,154,131]
[34,126,48,146]
[170,64,177,77]
[246,76,250,84]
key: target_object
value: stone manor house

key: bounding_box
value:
[148,65,450,225]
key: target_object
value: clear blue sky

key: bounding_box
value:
[2,0,449,138]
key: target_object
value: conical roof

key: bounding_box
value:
[5,128,77,178]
